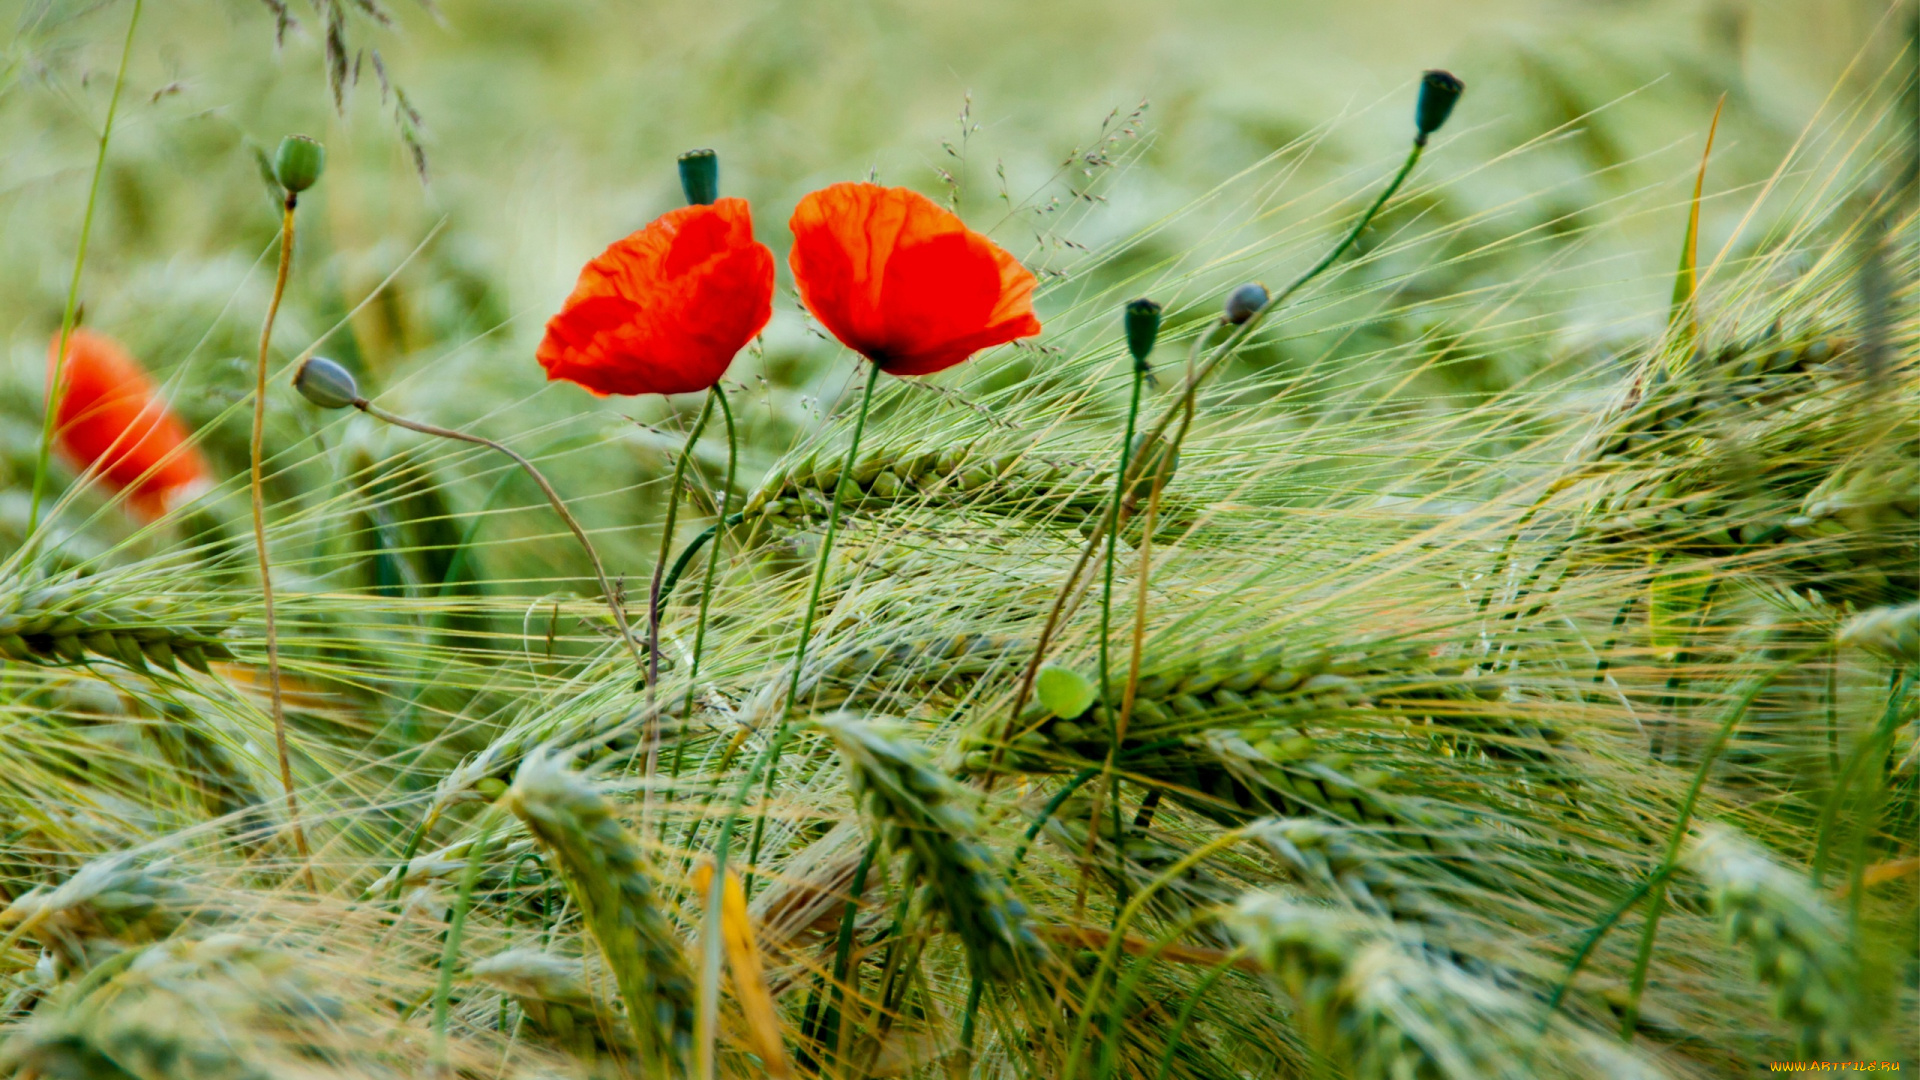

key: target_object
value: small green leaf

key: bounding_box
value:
[1037,664,1097,719]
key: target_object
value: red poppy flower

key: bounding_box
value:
[48,329,210,518]
[788,183,1041,376]
[537,198,775,396]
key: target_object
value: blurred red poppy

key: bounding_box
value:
[48,329,210,518]
[537,198,775,396]
[788,183,1041,376]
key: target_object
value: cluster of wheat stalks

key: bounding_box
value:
[0,50,1915,1080]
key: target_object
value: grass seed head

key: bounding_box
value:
[1685,825,1866,1058]
[504,748,695,1069]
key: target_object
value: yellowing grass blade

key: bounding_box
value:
[1668,94,1726,354]
[691,860,793,1079]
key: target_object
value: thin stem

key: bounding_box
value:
[357,402,645,675]
[812,840,878,1074]
[739,373,882,896]
[1058,828,1250,1080]
[1092,363,1145,914]
[1151,953,1241,1080]
[644,392,716,819]
[28,0,143,539]
[1003,137,1427,742]
[253,195,312,887]
[668,391,737,802]
[433,811,500,1074]
[1617,655,1803,1040]
[1812,669,1914,887]
[1537,863,1672,1031]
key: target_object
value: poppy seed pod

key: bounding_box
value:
[678,149,720,206]
[273,135,325,194]
[1415,70,1464,144]
[1225,282,1269,325]
[293,356,362,409]
[1124,298,1162,368]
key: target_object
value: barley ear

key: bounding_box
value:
[503,748,696,1072]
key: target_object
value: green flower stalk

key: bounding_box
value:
[1004,69,1466,747]
[292,357,647,677]
[736,372,883,891]
[1095,298,1160,909]
[252,133,326,887]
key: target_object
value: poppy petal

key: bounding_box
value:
[788,183,1040,376]
[538,197,774,397]
[49,330,210,518]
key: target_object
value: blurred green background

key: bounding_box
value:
[0,0,1906,582]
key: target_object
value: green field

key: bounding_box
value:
[0,2,1914,1077]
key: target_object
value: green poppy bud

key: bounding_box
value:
[1124,297,1162,369]
[1415,70,1464,144]
[1225,282,1268,325]
[293,356,362,409]
[273,135,326,194]
[678,148,720,206]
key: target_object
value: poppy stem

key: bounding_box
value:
[1090,361,1145,916]
[252,192,314,890]
[1001,136,1429,748]
[667,389,737,803]
[353,402,648,678]
[644,392,717,824]
[27,0,142,543]
[735,372,882,899]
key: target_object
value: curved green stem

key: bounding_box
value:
[1616,655,1803,1040]
[433,811,500,1071]
[28,0,143,540]
[1812,668,1913,887]
[357,403,645,675]
[1004,136,1428,744]
[645,392,716,791]
[254,195,309,886]
[1537,863,1673,1032]
[1094,363,1146,914]
[667,391,738,796]
[1059,828,1250,1080]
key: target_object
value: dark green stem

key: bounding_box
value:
[433,811,500,1069]
[645,392,716,797]
[666,392,738,800]
[1003,136,1427,746]
[1617,656,1801,1040]
[1096,364,1146,915]
[809,840,878,1073]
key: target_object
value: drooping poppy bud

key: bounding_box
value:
[1415,70,1464,144]
[48,329,211,518]
[537,199,776,396]
[678,149,720,206]
[1225,282,1269,325]
[788,182,1042,377]
[1124,298,1162,369]
[293,356,362,409]
[274,135,325,194]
